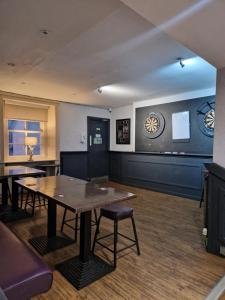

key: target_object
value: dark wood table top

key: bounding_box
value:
[16,175,136,213]
[0,165,45,178]
[38,164,60,168]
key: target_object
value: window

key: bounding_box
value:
[3,99,56,162]
[8,119,42,157]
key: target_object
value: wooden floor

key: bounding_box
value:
[8,182,225,300]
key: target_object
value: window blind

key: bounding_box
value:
[4,102,48,122]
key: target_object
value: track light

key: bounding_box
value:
[97,87,102,94]
[177,57,185,68]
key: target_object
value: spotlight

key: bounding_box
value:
[177,57,185,68]
[97,87,102,94]
[7,62,15,67]
[40,29,49,35]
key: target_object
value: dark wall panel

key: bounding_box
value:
[135,96,214,154]
[60,152,88,180]
[60,149,212,201]
[207,163,225,256]
[110,152,212,200]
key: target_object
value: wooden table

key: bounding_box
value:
[37,163,60,176]
[16,175,136,289]
[0,166,45,222]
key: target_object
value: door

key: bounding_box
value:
[87,117,110,179]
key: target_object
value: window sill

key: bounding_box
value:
[4,157,57,164]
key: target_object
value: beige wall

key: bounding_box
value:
[213,68,225,167]
[58,102,110,152]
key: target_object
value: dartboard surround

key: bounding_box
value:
[144,112,165,139]
[197,101,215,137]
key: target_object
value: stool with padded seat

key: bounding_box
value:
[92,204,140,268]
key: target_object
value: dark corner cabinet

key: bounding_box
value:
[206,163,225,256]
[109,151,212,200]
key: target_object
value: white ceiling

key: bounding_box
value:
[121,0,225,69]
[0,0,216,107]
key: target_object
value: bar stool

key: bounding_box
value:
[24,190,46,216]
[61,208,98,242]
[22,177,46,216]
[92,204,140,268]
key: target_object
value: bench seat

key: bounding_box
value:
[0,222,53,300]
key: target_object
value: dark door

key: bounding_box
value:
[87,117,110,179]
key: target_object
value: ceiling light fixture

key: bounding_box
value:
[40,29,49,35]
[7,62,15,67]
[177,57,185,68]
[97,87,102,94]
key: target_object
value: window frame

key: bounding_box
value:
[4,118,46,161]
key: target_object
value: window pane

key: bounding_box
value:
[9,132,25,144]
[26,121,40,131]
[9,144,26,156]
[8,120,25,130]
[27,132,41,144]
[33,144,41,155]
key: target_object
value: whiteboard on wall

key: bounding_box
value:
[172,111,190,140]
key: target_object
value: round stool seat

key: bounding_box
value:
[101,204,133,221]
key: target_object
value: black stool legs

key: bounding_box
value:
[61,209,98,242]
[24,191,45,216]
[131,216,140,256]
[92,214,140,269]
[61,208,79,242]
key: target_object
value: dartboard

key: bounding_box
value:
[197,100,215,137]
[144,112,165,139]
[204,109,215,129]
[144,116,160,133]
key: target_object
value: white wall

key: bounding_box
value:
[213,68,225,167]
[110,105,134,152]
[58,88,216,153]
[58,102,110,151]
[110,88,215,152]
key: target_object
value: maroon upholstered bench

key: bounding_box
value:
[0,222,53,300]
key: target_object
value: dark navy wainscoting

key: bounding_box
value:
[60,151,88,180]
[60,151,212,200]
[109,151,212,200]
[206,163,225,256]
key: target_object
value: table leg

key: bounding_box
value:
[80,210,92,262]
[1,178,8,207]
[12,177,19,211]
[29,198,74,255]
[56,210,114,290]
[0,179,32,222]
[48,199,57,237]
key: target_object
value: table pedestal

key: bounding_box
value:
[0,177,32,222]
[56,254,114,290]
[56,211,114,289]
[29,199,74,255]
[29,235,75,255]
[0,206,31,223]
